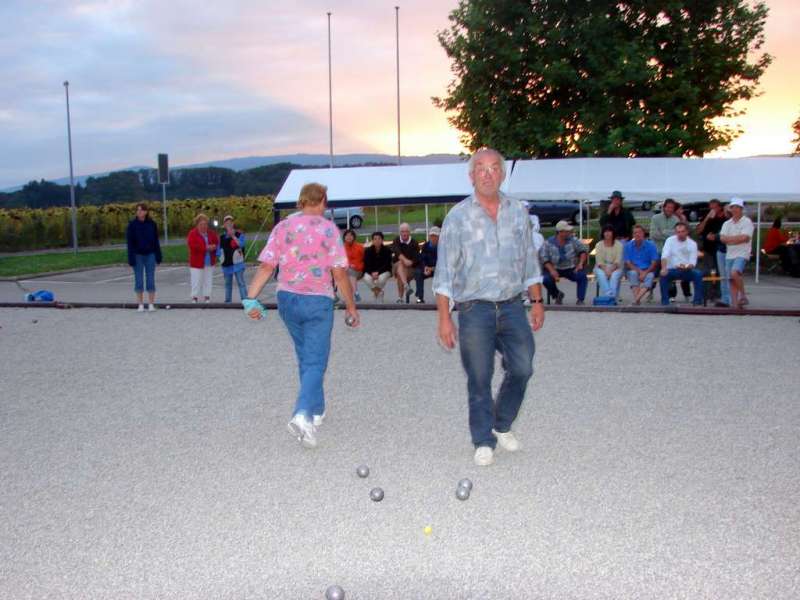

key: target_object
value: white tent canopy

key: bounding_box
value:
[273,161,512,208]
[275,157,799,207]
[507,156,800,203]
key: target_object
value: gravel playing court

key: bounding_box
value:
[1,307,798,599]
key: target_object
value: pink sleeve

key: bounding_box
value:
[330,228,348,268]
[259,223,283,265]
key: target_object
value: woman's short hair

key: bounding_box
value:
[194,213,209,225]
[371,231,384,240]
[343,228,357,241]
[773,217,782,228]
[601,225,616,239]
[135,203,151,219]
[298,183,327,209]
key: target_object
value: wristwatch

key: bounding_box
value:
[530,298,543,304]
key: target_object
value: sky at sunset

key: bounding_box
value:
[0,0,797,189]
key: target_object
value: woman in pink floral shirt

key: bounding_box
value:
[244,183,360,449]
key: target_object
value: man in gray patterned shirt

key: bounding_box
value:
[433,148,545,467]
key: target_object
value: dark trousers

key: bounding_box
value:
[413,267,434,301]
[542,268,588,302]
[660,269,704,305]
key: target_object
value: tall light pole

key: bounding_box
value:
[63,81,78,253]
[327,12,334,169]
[395,6,401,165]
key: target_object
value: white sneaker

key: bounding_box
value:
[137,304,145,312]
[474,446,494,466]
[287,414,317,448]
[147,303,156,312]
[312,412,326,427]
[492,429,521,452]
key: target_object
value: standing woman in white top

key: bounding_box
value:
[719,198,754,309]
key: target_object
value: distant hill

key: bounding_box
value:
[183,153,463,171]
[2,153,463,192]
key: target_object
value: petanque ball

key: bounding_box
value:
[31,319,38,324]
[356,465,370,478]
[165,305,171,310]
[457,478,473,492]
[370,487,384,502]
[456,487,470,501]
[325,585,345,600]
[345,315,356,327]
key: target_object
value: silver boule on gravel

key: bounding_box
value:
[370,487,384,502]
[345,315,356,327]
[356,465,370,478]
[457,478,473,491]
[456,487,470,501]
[325,584,345,600]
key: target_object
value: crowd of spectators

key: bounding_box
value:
[126,193,786,309]
[536,193,757,308]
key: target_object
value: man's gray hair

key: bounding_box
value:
[467,147,506,178]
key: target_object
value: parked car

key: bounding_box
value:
[522,199,589,226]
[324,206,364,229]
[588,199,655,212]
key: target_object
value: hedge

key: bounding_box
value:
[0,196,273,252]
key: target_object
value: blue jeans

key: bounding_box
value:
[659,268,703,305]
[457,297,535,449]
[543,268,588,301]
[717,251,730,305]
[277,291,334,419]
[224,269,247,303]
[132,253,156,293]
[593,266,622,298]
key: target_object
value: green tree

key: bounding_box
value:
[793,112,800,155]
[82,171,145,205]
[435,1,772,157]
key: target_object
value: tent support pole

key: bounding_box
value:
[755,201,762,283]
[425,204,429,235]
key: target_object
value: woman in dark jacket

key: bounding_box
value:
[126,203,162,312]
[361,231,393,302]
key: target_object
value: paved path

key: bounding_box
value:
[1,308,797,598]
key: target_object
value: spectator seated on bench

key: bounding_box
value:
[540,220,589,305]
[413,227,439,304]
[593,225,624,301]
[624,224,660,305]
[658,222,704,306]
[361,231,393,302]
[391,223,420,304]
[342,228,365,303]
[762,217,790,273]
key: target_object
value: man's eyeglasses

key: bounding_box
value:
[474,165,502,176]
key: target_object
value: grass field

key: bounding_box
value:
[0,241,269,278]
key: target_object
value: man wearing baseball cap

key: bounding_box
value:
[540,220,589,304]
[719,198,754,308]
